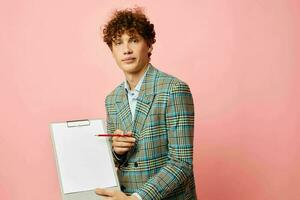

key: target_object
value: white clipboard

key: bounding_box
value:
[50,119,119,200]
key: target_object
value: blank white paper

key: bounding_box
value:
[51,120,117,194]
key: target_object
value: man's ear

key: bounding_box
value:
[148,46,153,53]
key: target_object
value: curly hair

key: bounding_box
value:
[102,7,156,57]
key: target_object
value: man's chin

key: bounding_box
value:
[120,63,138,71]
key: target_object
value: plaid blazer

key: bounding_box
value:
[105,65,196,200]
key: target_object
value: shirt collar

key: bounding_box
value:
[124,64,150,93]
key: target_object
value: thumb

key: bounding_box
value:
[125,131,133,136]
[95,188,113,196]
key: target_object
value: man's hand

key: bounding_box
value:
[95,188,138,200]
[112,129,136,155]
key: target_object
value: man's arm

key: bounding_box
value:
[136,81,195,200]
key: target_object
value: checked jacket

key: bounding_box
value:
[105,65,196,200]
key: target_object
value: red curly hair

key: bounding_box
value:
[102,7,156,57]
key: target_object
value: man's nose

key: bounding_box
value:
[123,43,132,54]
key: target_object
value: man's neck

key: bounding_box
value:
[125,64,149,90]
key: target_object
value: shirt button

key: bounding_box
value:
[134,162,138,167]
[121,185,126,192]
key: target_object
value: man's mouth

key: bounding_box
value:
[122,57,136,63]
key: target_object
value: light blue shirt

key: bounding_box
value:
[124,64,150,121]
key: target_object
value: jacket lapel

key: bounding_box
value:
[115,85,133,132]
[132,65,157,137]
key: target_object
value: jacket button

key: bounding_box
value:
[121,185,126,192]
[124,162,128,167]
[134,162,138,167]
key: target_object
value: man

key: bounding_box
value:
[95,7,196,200]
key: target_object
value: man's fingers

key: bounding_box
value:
[112,141,135,148]
[120,137,136,142]
[125,131,133,136]
[111,130,136,155]
[95,188,114,196]
[112,136,136,143]
[113,147,131,154]
[113,146,131,150]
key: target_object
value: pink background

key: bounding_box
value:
[1,0,299,199]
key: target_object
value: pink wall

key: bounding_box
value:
[1,1,299,199]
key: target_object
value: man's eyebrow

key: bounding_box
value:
[112,37,121,43]
[113,36,121,40]
[128,35,140,41]
[112,34,140,43]
[130,34,139,38]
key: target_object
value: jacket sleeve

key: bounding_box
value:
[136,81,195,200]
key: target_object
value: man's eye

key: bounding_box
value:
[114,41,122,45]
[130,38,138,43]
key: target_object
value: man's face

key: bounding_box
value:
[111,32,152,77]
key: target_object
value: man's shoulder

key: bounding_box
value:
[105,82,123,104]
[153,67,190,94]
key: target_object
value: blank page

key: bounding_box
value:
[51,120,117,194]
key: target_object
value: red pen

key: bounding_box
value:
[94,134,131,137]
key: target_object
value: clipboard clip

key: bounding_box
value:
[66,119,90,128]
